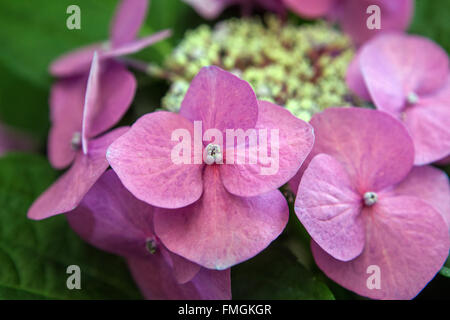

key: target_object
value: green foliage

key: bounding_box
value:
[0,153,141,299]
[409,0,450,53]
[232,243,334,300]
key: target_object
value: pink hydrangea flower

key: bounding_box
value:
[182,0,285,19]
[107,66,314,269]
[66,170,231,300]
[346,33,450,164]
[28,53,129,220]
[48,0,170,169]
[294,107,450,299]
[284,0,413,45]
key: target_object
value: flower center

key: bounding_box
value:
[145,238,157,254]
[363,192,378,206]
[407,91,419,104]
[204,143,222,165]
[71,132,81,150]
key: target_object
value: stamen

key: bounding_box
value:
[363,192,378,207]
[71,132,81,150]
[407,92,419,104]
[146,239,157,254]
[204,143,222,165]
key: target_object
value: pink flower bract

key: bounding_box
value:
[107,66,314,269]
[346,33,450,164]
[66,170,231,300]
[284,0,413,45]
[294,107,450,299]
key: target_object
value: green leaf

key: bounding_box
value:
[0,64,49,141]
[231,243,335,300]
[440,255,450,278]
[0,0,117,87]
[409,0,450,53]
[0,152,141,299]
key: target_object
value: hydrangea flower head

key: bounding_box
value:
[294,107,450,299]
[28,53,129,220]
[346,33,450,164]
[67,170,231,300]
[284,0,413,45]
[107,66,314,269]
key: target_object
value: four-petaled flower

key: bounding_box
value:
[106,66,315,270]
[347,33,450,164]
[294,107,450,299]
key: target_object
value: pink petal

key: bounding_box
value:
[83,61,137,141]
[182,0,231,19]
[28,127,128,220]
[436,155,450,165]
[66,170,155,258]
[48,78,86,168]
[345,50,371,101]
[295,154,364,261]
[179,66,258,134]
[283,0,335,18]
[49,44,103,77]
[220,100,314,197]
[107,111,204,209]
[110,0,149,48]
[402,81,450,165]
[163,250,202,284]
[153,166,289,270]
[309,108,414,193]
[312,196,450,300]
[360,33,449,114]
[81,52,101,154]
[127,255,231,300]
[387,166,450,229]
[103,30,172,58]
[338,0,413,45]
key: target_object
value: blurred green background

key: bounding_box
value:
[0,0,448,299]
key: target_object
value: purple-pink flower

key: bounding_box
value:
[28,53,129,220]
[294,107,450,299]
[106,66,314,269]
[347,33,450,164]
[66,170,231,300]
[48,0,170,170]
[284,0,413,45]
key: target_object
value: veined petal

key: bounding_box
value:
[110,0,149,48]
[221,100,314,197]
[312,196,450,300]
[154,166,289,270]
[309,108,414,193]
[179,66,258,134]
[345,50,371,101]
[107,112,204,209]
[295,154,364,261]
[28,127,128,220]
[387,166,450,229]
[162,250,202,284]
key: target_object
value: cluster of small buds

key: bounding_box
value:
[153,16,360,121]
